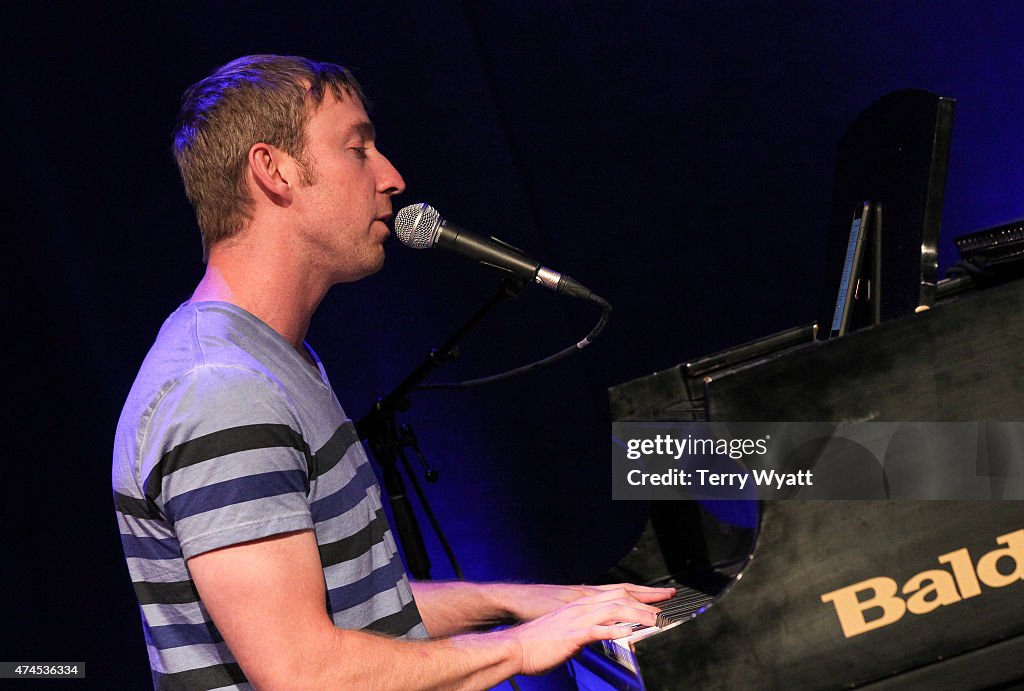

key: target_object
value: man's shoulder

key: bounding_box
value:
[115,303,302,465]
[131,301,293,396]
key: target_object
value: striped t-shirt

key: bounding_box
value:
[113,301,427,690]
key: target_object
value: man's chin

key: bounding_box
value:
[336,249,385,284]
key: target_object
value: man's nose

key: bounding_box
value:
[377,154,405,196]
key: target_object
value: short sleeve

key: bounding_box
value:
[138,364,315,560]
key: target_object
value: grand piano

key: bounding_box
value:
[571,276,1024,690]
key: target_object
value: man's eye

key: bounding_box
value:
[351,147,368,159]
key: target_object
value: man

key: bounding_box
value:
[113,54,671,689]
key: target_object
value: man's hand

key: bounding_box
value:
[493,587,671,676]
[486,582,675,622]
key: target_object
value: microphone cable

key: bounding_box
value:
[414,291,611,390]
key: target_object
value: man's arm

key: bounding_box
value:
[411,580,675,638]
[188,529,668,690]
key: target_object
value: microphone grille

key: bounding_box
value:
[394,203,441,249]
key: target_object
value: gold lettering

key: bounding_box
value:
[903,569,961,614]
[937,547,982,599]
[820,577,905,638]
[822,529,1023,637]
[976,529,1024,588]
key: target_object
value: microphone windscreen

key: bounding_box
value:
[394,203,441,249]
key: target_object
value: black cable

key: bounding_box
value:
[415,292,611,390]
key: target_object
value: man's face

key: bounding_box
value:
[292,91,405,283]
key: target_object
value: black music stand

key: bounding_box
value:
[819,88,955,338]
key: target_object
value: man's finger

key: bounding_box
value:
[585,584,676,603]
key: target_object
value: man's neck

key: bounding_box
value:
[190,239,329,353]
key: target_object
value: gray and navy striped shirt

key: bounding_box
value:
[113,302,427,690]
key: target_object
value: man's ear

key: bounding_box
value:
[247,142,296,205]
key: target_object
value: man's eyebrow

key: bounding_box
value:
[347,121,376,141]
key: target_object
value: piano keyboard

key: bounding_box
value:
[602,585,718,674]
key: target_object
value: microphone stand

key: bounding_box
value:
[356,278,525,580]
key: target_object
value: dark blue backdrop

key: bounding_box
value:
[6,2,1023,687]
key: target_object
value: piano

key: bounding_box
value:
[572,276,1024,690]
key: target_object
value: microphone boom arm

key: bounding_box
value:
[355,278,525,580]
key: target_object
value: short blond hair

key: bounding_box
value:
[172,55,366,259]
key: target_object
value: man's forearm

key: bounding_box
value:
[411,580,657,637]
[287,625,522,691]
[411,580,515,637]
[291,585,666,689]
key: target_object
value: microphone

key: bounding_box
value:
[393,203,594,300]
